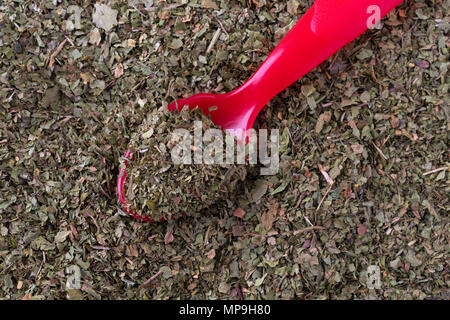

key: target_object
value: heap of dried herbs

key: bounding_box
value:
[122,106,247,221]
[0,0,448,300]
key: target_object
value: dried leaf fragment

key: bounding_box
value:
[93,4,118,32]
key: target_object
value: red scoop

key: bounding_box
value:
[118,0,404,221]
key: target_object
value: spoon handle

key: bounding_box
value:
[236,0,404,122]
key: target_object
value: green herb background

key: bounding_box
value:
[0,0,448,299]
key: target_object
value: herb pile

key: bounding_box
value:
[0,0,448,300]
[122,106,248,221]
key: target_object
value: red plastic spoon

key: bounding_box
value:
[118,0,405,221]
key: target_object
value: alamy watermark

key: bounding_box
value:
[169,122,280,176]
[366,265,381,289]
[367,5,382,30]
[66,265,81,290]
